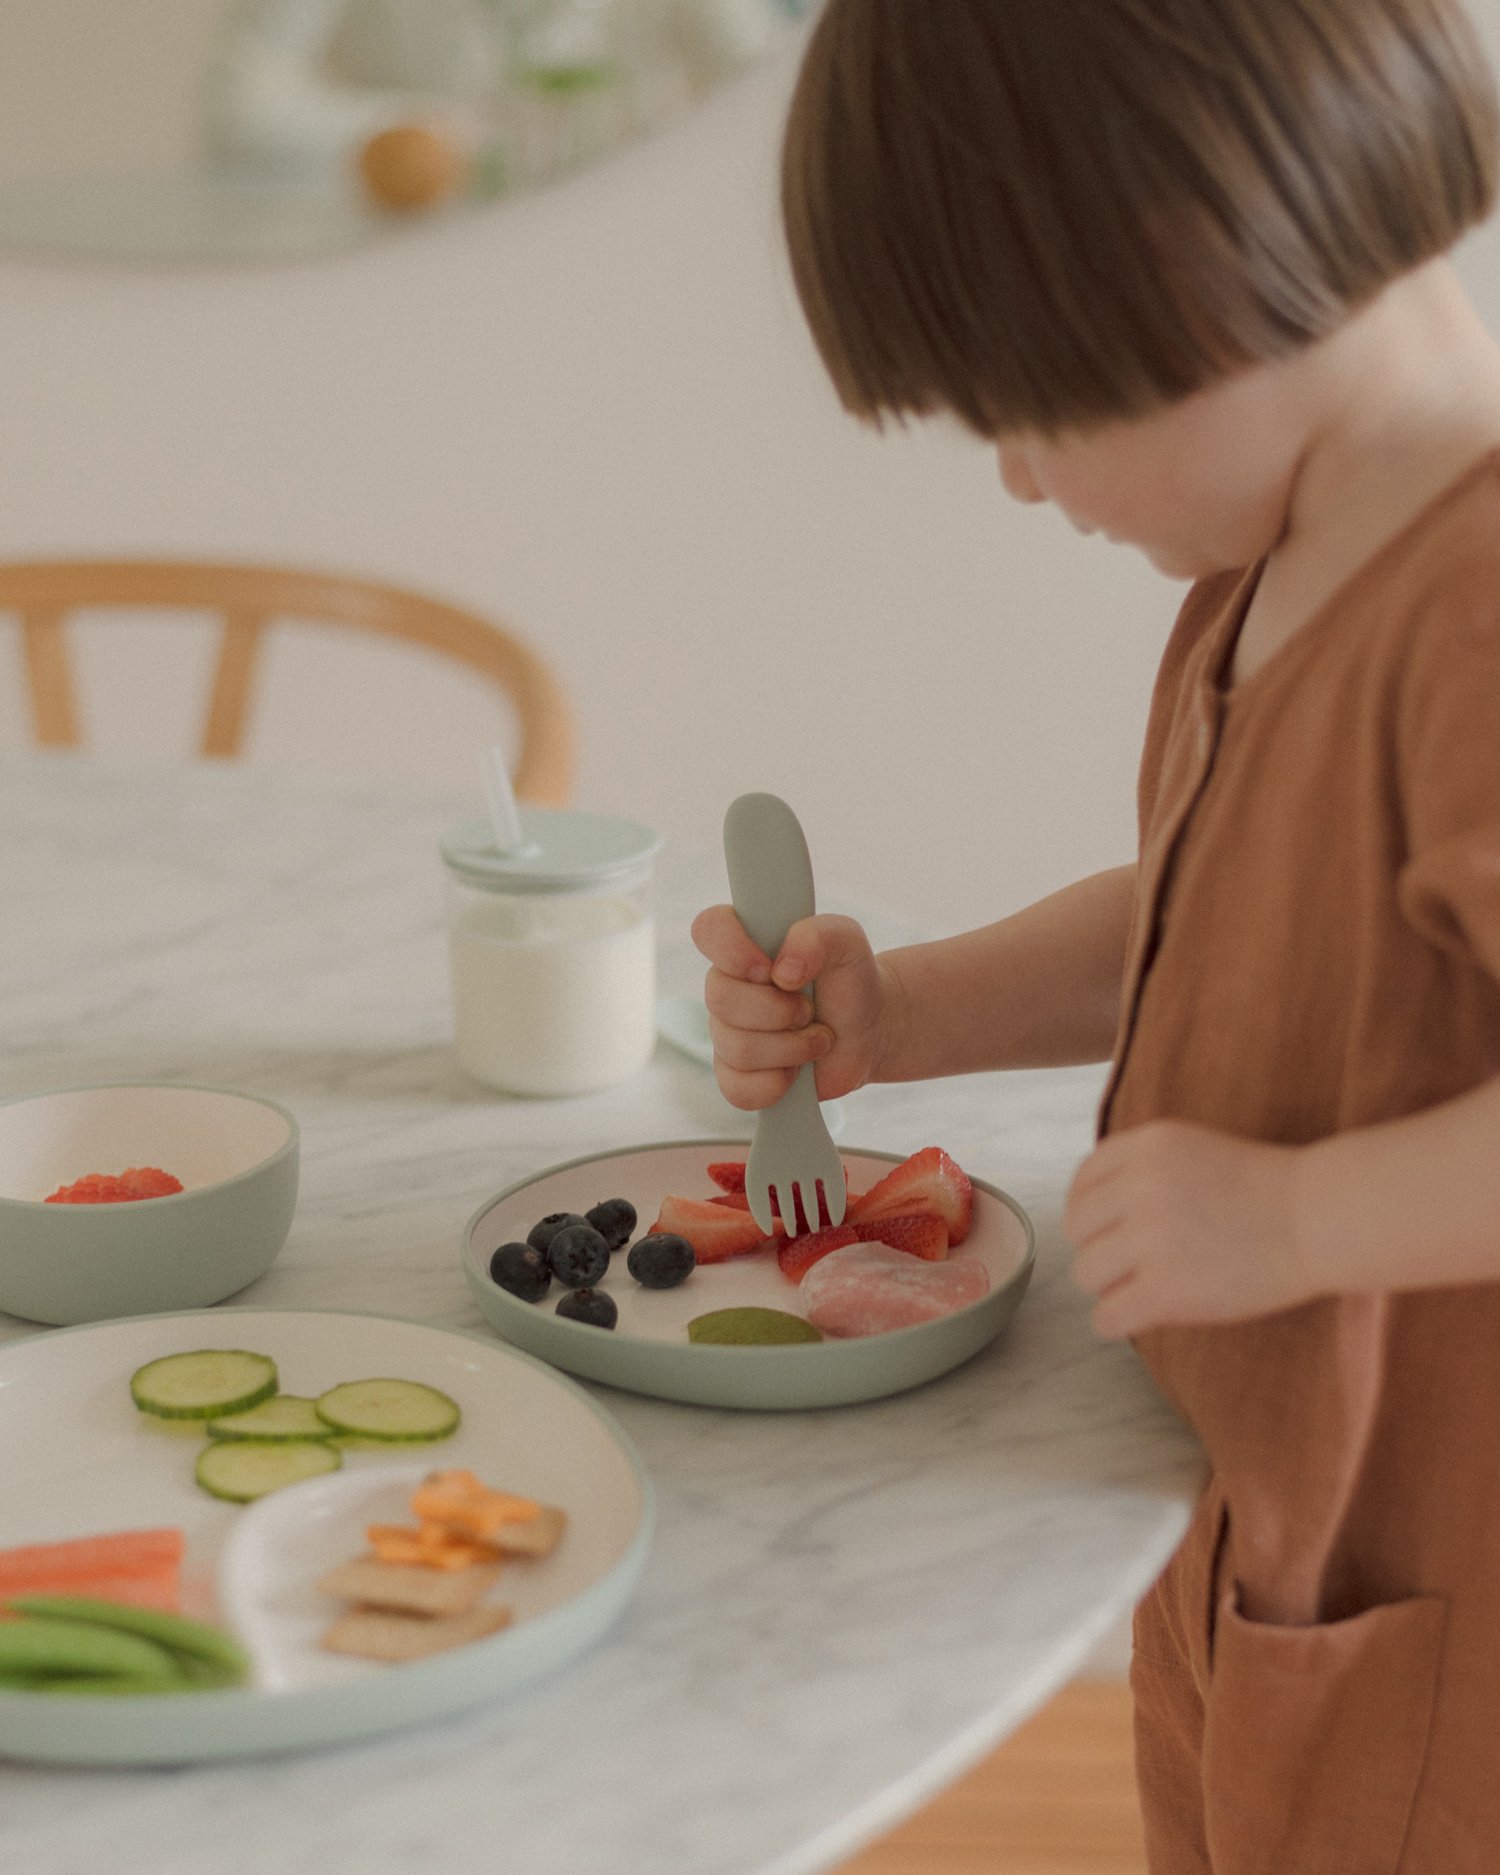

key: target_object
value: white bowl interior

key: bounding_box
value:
[0,1087,292,1203]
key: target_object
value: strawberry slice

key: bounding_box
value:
[709,1175,867,1230]
[847,1148,974,1245]
[706,1161,748,1193]
[852,1212,949,1261]
[649,1194,776,1264]
[776,1223,859,1283]
[706,1189,820,1230]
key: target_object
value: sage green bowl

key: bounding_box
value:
[0,1084,298,1325]
[463,1140,1035,1411]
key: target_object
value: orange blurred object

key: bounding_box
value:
[411,1469,540,1540]
[364,1473,544,1570]
[0,1529,184,1612]
[366,1524,496,1571]
[358,123,470,212]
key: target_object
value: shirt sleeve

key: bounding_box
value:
[1395,588,1500,985]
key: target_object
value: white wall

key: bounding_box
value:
[2,10,1500,938]
[0,0,221,183]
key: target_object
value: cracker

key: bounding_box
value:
[490,1505,567,1558]
[320,1603,512,1663]
[316,1557,502,1618]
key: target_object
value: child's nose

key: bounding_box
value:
[997,444,1045,504]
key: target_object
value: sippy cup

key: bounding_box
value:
[440,807,662,1097]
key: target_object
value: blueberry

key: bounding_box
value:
[489,1241,551,1303]
[527,1211,589,1255]
[626,1232,696,1290]
[546,1222,611,1289]
[556,1287,617,1329]
[585,1197,637,1252]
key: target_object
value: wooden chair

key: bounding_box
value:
[2,559,574,806]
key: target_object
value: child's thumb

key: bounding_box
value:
[771,915,871,991]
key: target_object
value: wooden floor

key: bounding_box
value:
[834,1681,1147,1875]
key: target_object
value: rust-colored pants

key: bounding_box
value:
[1130,1481,1447,1875]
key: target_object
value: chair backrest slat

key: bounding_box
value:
[202,610,268,759]
[21,606,80,747]
[0,561,573,804]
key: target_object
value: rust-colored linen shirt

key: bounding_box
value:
[1106,453,1500,1875]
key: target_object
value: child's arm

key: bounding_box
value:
[692,863,1135,1109]
[1065,1076,1500,1338]
[873,863,1137,1078]
[1301,1078,1500,1291]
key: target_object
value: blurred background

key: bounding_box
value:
[1,0,1499,937]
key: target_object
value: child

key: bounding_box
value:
[692,2,1500,1869]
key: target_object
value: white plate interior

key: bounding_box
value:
[466,1143,1029,1345]
[0,1085,292,1202]
[0,1310,647,1696]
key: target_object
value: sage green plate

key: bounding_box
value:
[0,1309,651,1765]
[463,1142,1035,1410]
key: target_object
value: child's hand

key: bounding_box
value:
[1063,1120,1316,1338]
[690,906,890,1110]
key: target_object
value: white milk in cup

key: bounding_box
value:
[440,808,662,1097]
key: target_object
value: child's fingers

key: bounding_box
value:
[768,914,872,991]
[704,966,812,1036]
[691,904,772,983]
[1070,1232,1136,1297]
[714,1061,798,1112]
[708,1009,832,1074]
[1062,1142,1133,1249]
[1062,1175,1127,1252]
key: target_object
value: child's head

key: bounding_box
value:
[782,0,1499,570]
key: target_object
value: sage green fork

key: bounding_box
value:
[722,793,848,1238]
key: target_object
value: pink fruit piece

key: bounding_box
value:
[649,1194,776,1264]
[800,1242,990,1338]
[706,1161,748,1193]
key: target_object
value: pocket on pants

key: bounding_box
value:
[1202,1586,1445,1875]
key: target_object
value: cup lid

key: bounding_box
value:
[440,809,662,893]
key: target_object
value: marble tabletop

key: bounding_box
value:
[0,753,1203,1875]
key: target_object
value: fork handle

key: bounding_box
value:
[724,794,838,1234]
[723,792,816,959]
[777,1059,823,1120]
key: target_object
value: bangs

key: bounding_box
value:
[781,0,1499,436]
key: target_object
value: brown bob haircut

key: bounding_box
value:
[783,0,1500,436]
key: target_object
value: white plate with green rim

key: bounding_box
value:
[0,1309,652,1765]
[462,1141,1035,1410]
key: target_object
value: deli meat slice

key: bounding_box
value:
[800,1241,990,1338]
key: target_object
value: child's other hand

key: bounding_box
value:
[1063,1121,1316,1338]
[690,906,889,1109]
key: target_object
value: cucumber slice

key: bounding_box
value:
[5,1598,251,1680]
[314,1378,460,1443]
[207,1396,334,1443]
[195,1438,342,1504]
[130,1351,278,1421]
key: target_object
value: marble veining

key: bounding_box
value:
[0,754,1203,1875]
